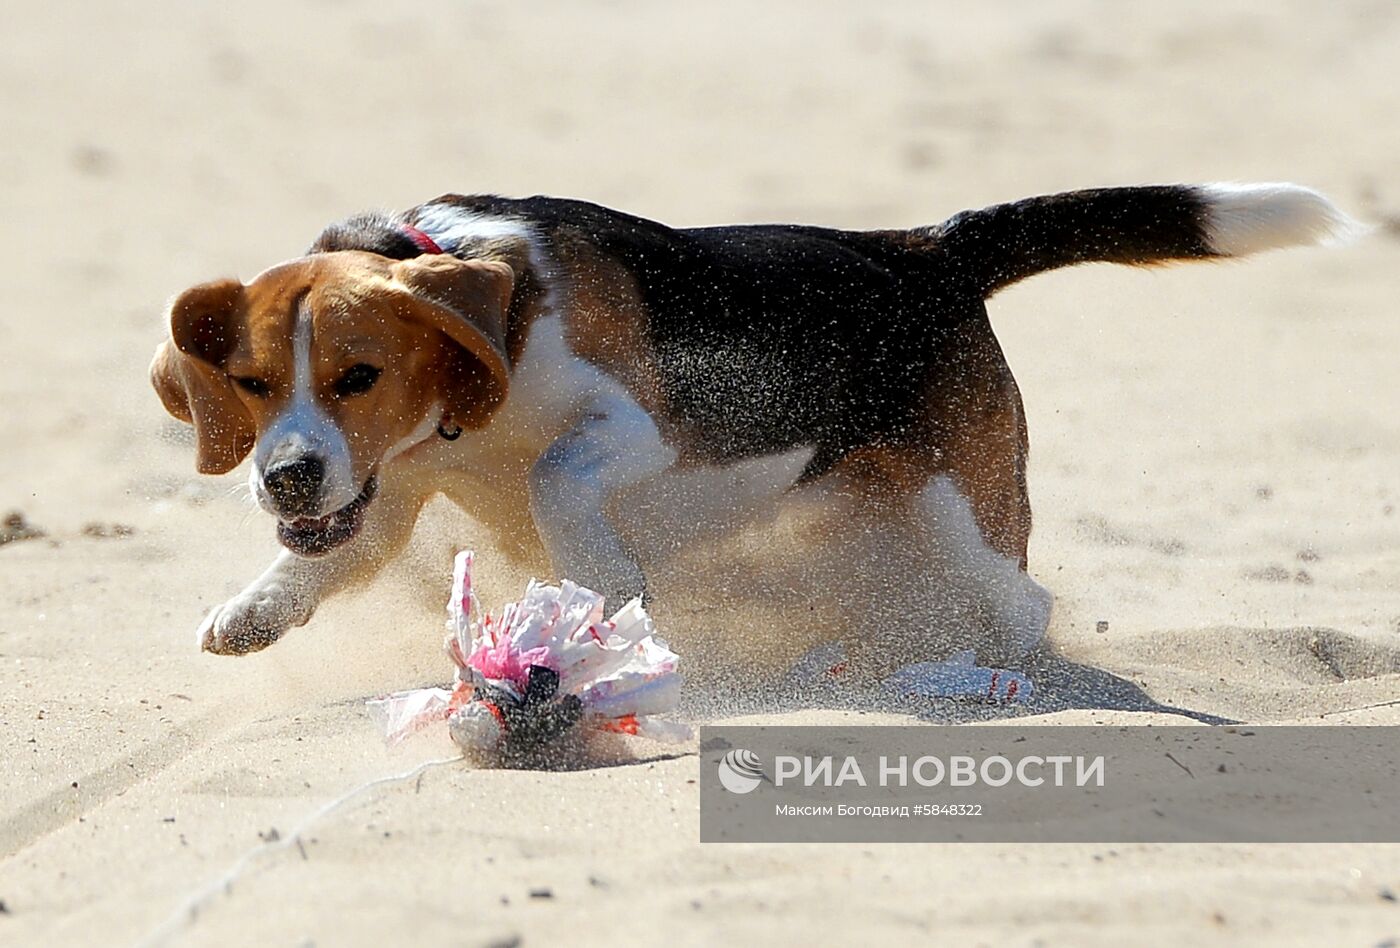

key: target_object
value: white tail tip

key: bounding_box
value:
[1198,182,1366,257]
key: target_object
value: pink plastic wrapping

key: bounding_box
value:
[367,551,690,753]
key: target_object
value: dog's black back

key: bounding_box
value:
[412,195,980,476]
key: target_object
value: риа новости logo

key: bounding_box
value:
[717,749,764,794]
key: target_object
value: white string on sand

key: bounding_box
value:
[1319,697,1400,718]
[134,753,462,948]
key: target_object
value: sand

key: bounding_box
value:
[3,1,1400,944]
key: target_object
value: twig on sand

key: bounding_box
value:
[1164,752,1194,779]
[134,754,461,947]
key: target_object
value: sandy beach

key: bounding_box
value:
[3,1,1400,944]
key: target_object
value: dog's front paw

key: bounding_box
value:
[197,587,308,655]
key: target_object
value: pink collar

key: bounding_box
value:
[401,223,443,255]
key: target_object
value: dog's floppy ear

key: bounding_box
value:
[150,279,256,474]
[389,255,514,430]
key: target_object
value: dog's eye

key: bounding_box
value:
[334,363,382,397]
[233,376,270,398]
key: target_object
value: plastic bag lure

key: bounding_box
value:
[367,551,691,755]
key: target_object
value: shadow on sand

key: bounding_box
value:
[678,647,1237,727]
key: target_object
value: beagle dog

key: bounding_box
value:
[152,183,1352,663]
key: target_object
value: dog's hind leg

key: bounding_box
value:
[911,325,1051,665]
[825,351,1051,674]
[827,469,1050,680]
[916,473,1052,665]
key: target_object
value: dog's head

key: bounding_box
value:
[151,250,514,555]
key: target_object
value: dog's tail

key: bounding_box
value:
[931,183,1361,298]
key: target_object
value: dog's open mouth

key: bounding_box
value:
[277,475,378,557]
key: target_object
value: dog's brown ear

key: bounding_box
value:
[389,256,514,430]
[151,279,255,474]
[149,340,192,424]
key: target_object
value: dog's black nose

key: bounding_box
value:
[263,456,325,517]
